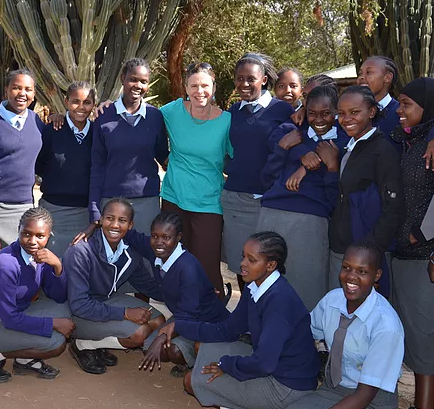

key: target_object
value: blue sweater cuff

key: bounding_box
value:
[41,317,54,337]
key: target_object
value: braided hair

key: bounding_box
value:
[346,241,383,270]
[305,85,338,110]
[66,80,96,103]
[305,74,337,93]
[102,197,135,221]
[276,67,304,85]
[235,53,278,89]
[121,58,150,78]
[339,85,383,121]
[365,56,398,88]
[249,231,288,275]
[18,207,53,232]
[151,211,183,235]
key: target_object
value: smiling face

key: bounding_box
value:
[5,74,36,115]
[338,93,376,140]
[275,70,302,107]
[185,71,215,108]
[357,58,392,101]
[100,203,133,251]
[235,63,267,102]
[240,239,276,286]
[150,222,182,263]
[306,96,336,136]
[397,94,424,129]
[19,219,51,255]
[66,88,94,129]
[121,65,150,109]
[339,247,382,313]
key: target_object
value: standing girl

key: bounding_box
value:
[222,53,294,291]
[36,81,95,257]
[274,67,303,110]
[0,68,44,247]
[328,86,405,296]
[391,77,434,409]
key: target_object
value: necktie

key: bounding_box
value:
[75,132,85,144]
[327,314,356,388]
[244,104,255,114]
[15,120,21,130]
[123,113,139,126]
[159,267,166,279]
[29,259,38,270]
[340,149,352,176]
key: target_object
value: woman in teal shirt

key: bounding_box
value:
[160,63,232,296]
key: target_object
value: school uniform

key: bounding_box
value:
[89,98,169,234]
[124,230,230,366]
[375,94,401,151]
[36,113,92,257]
[0,240,70,353]
[288,288,404,409]
[222,92,294,273]
[188,272,320,409]
[257,126,349,310]
[0,102,44,246]
[63,230,163,341]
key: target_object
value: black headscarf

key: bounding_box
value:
[400,77,434,124]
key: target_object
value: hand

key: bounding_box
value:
[70,223,99,245]
[161,157,169,172]
[290,106,305,126]
[53,318,75,338]
[301,151,321,170]
[158,321,176,349]
[409,233,418,245]
[423,139,434,171]
[278,129,302,150]
[125,307,152,325]
[47,113,65,130]
[138,333,166,371]
[316,140,339,172]
[94,100,113,118]
[33,249,62,275]
[285,166,307,191]
[201,361,224,383]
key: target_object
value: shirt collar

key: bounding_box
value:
[154,242,185,272]
[101,230,129,264]
[0,100,28,129]
[66,111,91,136]
[346,127,377,152]
[330,287,377,322]
[20,246,34,266]
[378,93,392,111]
[114,96,147,119]
[247,270,280,303]
[307,126,338,142]
[239,90,272,112]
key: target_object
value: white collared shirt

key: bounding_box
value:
[307,126,338,143]
[247,270,280,303]
[239,90,272,113]
[101,232,129,264]
[20,247,35,265]
[378,93,392,111]
[114,96,147,127]
[0,100,28,130]
[66,111,91,139]
[346,127,377,152]
[154,242,185,272]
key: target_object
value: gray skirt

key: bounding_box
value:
[192,341,310,409]
[0,298,71,353]
[221,189,261,273]
[257,207,329,311]
[392,257,434,374]
[329,250,344,291]
[143,316,196,367]
[0,202,33,247]
[72,293,162,340]
[39,199,89,258]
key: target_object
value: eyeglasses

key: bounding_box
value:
[186,62,214,73]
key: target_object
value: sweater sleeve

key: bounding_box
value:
[127,257,163,302]
[153,110,169,166]
[41,264,68,303]
[0,258,53,337]
[64,246,124,322]
[267,120,297,150]
[260,144,289,191]
[124,229,155,262]
[323,170,340,215]
[35,125,53,177]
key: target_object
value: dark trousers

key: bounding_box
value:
[162,200,224,294]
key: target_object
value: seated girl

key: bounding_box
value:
[288,241,404,409]
[63,198,165,375]
[180,232,320,409]
[0,207,73,382]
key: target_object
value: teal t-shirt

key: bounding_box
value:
[160,98,232,215]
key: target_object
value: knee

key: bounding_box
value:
[129,325,152,347]
[149,314,165,331]
[45,341,67,359]
[194,342,200,356]
[166,344,184,364]
[183,370,194,396]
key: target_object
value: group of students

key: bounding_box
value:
[0,51,433,409]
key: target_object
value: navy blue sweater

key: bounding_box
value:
[224,99,294,194]
[179,275,320,390]
[36,123,93,207]
[375,98,401,152]
[124,230,229,331]
[261,129,349,218]
[0,111,44,203]
[89,104,169,221]
[63,230,162,322]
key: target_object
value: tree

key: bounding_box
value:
[0,0,186,112]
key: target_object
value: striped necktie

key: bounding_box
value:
[123,113,139,126]
[244,104,255,114]
[15,120,22,130]
[75,132,86,144]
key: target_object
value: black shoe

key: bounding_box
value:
[238,333,252,345]
[13,359,59,379]
[69,341,106,374]
[95,349,118,367]
[170,363,189,378]
[0,360,11,383]
[222,282,232,307]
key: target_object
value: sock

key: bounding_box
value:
[16,358,42,369]
[76,337,126,351]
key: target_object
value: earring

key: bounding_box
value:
[212,95,216,101]
[186,96,190,101]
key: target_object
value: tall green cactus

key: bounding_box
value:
[349,0,433,91]
[0,0,185,112]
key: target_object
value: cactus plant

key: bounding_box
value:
[0,0,186,112]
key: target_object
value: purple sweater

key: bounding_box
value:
[0,241,67,337]
[0,111,44,203]
[89,104,169,221]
